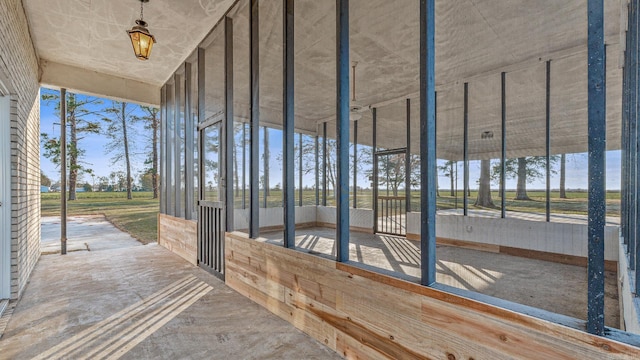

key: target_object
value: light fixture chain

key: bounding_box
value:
[140,0,144,21]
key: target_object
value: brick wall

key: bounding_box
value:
[0,0,41,300]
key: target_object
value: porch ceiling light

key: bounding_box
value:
[127,0,156,61]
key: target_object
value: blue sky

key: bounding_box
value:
[40,88,151,185]
[40,87,622,190]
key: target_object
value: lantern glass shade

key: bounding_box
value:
[128,22,156,60]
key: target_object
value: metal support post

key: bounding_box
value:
[406,98,411,212]
[353,120,358,208]
[336,0,350,262]
[174,73,182,217]
[198,49,206,204]
[501,73,506,218]
[185,62,194,220]
[586,0,606,336]
[373,108,378,232]
[315,135,319,205]
[283,0,295,248]
[463,82,469,216]
[420,0,436,285]
[323,122,327,206]
[545,60,551,222]
[224,16,235,231]
[250,0,260,237]
[60,88,67,255]
[299,132,303,207]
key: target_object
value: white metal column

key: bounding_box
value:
[0,95,10,299]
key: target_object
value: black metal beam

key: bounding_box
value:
[545,60,551,222]
[299,132,303,207]
[250,0,259,238]
[185,62,195,220]
[373,108,378,233]
[323,122,327,206]
[198,48,206,205]
[630,0,638,264]
[406,98,411,213]
[336,0,350,262]
[463,82,469,216]
[315,135,320,205]
[263,126,269,208]
[242,123,246,210]
[353,120,358,208]
[632,0,639,274]
[634,0,640,295]
[420,0,436,286]
[501,72,506,218]
[586,0,606,336]
[161,85,167,214]
[174,73,182,218]
[60,88,67,255]
[283,0,295,248]
[622,2,631,248]
[166,83,174,216]
[224,16,234,232]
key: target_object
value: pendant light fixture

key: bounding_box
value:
[127,0,156,61]
[350,62,363,121]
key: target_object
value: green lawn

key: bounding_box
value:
[41,191,159,244]
[231,189,620,217]
[41,188,619,246]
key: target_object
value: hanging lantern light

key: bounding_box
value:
[127,0,156,61]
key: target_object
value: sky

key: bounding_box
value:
[39,86,622,191]
[40,88,152,185]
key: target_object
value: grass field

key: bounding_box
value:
[41,192,159,244]
[41,188,619,246]
[229,189,620,217]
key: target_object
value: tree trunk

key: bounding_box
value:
[122,103,133,200]
[474,159,495,207]
[151,110,159,199]
[560,153,567,198]
[515,157,530,200]
[326,150,337,200]
[68,97,77,201]
[449,162,455,196]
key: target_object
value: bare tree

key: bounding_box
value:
[41,90,102,200]
[438,160,456,196]
[103,101,137,200]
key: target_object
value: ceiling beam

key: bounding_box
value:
[40,60,160,106]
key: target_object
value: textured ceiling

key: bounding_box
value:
[23,0,626,159]
[23,0,235,86]
[195,0,623,159]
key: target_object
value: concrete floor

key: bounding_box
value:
[0,216,339,360]
[40,216,143,254]
[438,209,621,226]
[261,227,620,328]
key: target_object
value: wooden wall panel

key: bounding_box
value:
[158,214,197,265]
[225,232,640,359]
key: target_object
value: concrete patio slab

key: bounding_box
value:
[0,221,339,359]
[41,216,142,254]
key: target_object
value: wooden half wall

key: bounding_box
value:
[225,232,640,359]
[158,214,197,265]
